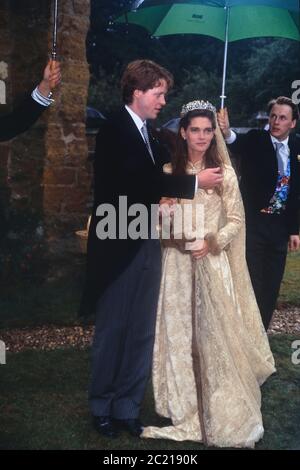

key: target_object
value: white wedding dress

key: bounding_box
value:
[142,162,275,448]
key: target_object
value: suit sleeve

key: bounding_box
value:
[227,130,255,157]
[0,95,46,142]
[94,122,196,204]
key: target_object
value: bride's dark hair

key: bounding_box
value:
[172,109,224,179]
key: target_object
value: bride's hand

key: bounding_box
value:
[190,240,209,259]
[159,197,177,206]
[159,197,177,216]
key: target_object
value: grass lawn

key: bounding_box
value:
[279,251,300,306]
[0,335,300,450]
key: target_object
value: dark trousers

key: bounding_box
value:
[245,212,289,330]
[89,239,161,419]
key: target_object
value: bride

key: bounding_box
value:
[142,100,276,448]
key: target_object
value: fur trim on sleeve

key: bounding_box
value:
[204,233,221,256]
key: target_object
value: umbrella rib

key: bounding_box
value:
[151,4,174,36]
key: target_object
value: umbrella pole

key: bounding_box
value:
[220,6,230,110]
[50,0,59,88]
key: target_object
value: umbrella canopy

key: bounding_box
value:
[126,1,300,41]
[117,0,300,107]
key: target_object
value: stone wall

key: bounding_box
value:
[0,0,91,282]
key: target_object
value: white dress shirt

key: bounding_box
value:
[270,135,290,174]
[31,87,54,107]
[125,105,147,142]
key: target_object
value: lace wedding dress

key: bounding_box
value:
[142,162,275,448]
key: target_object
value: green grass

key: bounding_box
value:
[279,251,300,306]
[0,336,299,450]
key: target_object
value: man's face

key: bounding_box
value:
[132,79,168,121]
[269,104,296,141]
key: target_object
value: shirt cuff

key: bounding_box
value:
[31,86,54,107]
[225,129,237,144]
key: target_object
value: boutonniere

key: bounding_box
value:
[297,155,300,162]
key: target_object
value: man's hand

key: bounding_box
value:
[38,60,61,98]
[217,107,231,139]
[197,167,223,190]
[288,235,300,251]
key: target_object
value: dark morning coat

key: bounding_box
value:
[80,107,196,315]
[0,95,45,142]
[228,129,300,234]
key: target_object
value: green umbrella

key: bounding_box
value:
[117,0,300,107]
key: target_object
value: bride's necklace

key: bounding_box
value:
[187,159,204,173]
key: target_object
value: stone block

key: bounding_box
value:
[43,166,76,185]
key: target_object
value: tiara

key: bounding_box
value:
[181,100,216,116]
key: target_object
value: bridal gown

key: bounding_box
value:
[142,162,275,448]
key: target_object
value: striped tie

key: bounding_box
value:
[141,123,155,164]
[274,141,285,176]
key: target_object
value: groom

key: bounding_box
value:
[81,59,223,438]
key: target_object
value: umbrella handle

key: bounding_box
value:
[49,58,58,90]
[219,98,226,111]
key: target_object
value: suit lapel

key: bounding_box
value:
[288,134,298,160]
[261,132,278,176]
[119,108,156,166]
[288,134,299,186]
[147,125,161,163]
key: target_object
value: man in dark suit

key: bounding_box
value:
[0,61,61,239]
[0,60,61,142]
[81,59,223,438]
[218,97,300,331]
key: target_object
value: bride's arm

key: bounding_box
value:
[205,166,244,254]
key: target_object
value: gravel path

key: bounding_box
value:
[1,307,299,353]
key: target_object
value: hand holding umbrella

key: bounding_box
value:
[50,0,59,90]
[37,60,61,98]
[217,107,231,139]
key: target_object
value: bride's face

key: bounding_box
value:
[181,116,215,156]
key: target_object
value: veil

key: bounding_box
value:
[213,108,268,336]
[164,100,269,337]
